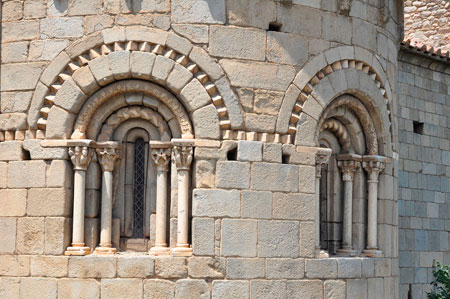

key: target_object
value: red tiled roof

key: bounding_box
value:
[401,38,450,61]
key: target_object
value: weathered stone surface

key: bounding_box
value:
[0,141,25,161]
[27,188,72,216]
[41,17,83,38]
[253,90,284,116]
[29,39,70,61]
[72,66,100,95]
[0,162,6,188]
[58,279,100,299]
[277,5,321,38]
[337,258,362,278]
[272,192,314,221]
[171,0,225,24]
[175,279,210,299]
[0,189,27,216]
[322,13,352,44]
[47,160,73,188]
[209,26,265,60]
[69,256,116,278]
[222,219,257,257]
[20,277,57,299]
[1,62,45,91]
[375,258,392,277]
[144,279,175,299]
[88,56,115,86]
[251,280,286,299]
[68,0,102,15]
[22,140,68,160]
[237,140,262,162]
[101,279,143,299]
[227,258,265,279]
[192,217,215,256]
[324,280,346,299]
[216,161,250,189]
[117,256,155,278]
[193,189,240,217]
[0,255,30,276]
[1,20,39,42]
[194,160,215,188]
[189,47,224,80]
[0,277,20,298]
[188,257,225,278]
[306,259,338,279]
[0,217,16,253]
[241,190,272,219]
[44,217,71,255]
[266,258,305,279]
[258,220,299,258]
[251,163,299,192]
[17,217,45,254]
[287,280,323,299]
[1,42,29,63]
[30,256,68,277]
[130,51,156,80]
[298,166,316,194]
[155,257,187,279]
[1,91,32,113]
[221,60,296,91]
[267,32,308,65]
[166,63,194,93]
[192,104,221,139]
[8,161,46,188]
[109,50,131,80]
[212,280,249,299]
[245,113,277,133]
[300,222,315,257]
[347,279,367,299]
[172,24,209,43]
[179,79,211,112]
[46,106,76,139]
[227,0,276,29]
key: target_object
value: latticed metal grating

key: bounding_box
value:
[133,139,146,237]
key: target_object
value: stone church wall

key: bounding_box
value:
[397,51,450,299]
[0,0,402,298]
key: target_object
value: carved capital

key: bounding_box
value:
[363,160,385,182]
[96,147,120,172]
[173,145,193,171]
[338,160,360,182]
[151,148,171,172]
[315,153,330,178]
[339,0,352,15]
[69,146,94,171]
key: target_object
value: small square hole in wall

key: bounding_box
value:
[413,121,424,135]
[268,22,282,32]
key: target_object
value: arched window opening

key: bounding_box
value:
[132,138,147,238]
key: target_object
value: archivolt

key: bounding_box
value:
[321,119,351,153]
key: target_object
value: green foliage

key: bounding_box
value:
[427,262,450,299]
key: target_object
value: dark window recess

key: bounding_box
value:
[227,147,237,161]
[133,138,146,238]
[268,22,282,32]
[413,121,424,135]
[282,154,290,164]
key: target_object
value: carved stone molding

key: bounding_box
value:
[362,155,387,183]
[321,119,351,153]
[337,159,361,182]
[339,0,352,15]
[69,146,94,171]
[96,147,121,172]
[173,145,193,171]
[151,148,172,172]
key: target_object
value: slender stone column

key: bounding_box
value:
[65,145,94,256]
[315,148,331,258]
[362,155,386,257]
[171,141,194,257]
[149,143,172,255]
[337,155,361,256]
[94,145,120,255]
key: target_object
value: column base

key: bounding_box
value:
[336,247,357,257]
[363,249,384,258]
[94,246,117,255]
[315,248,329,258]
[65,246,91,256]
[149,246,170,256]
[171,245,192,257]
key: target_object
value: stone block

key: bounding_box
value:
[0,189,27,216]
[298,166,316,194]
[212,280,249,299]
[68,0,102,15]
[251,163,299,192]
[1,91,33,114]
[347,279,367,299]
[176,279,210,299]
[192,104,221,139]
[117,256,155,278]
[227,0,276,29]
[266,258,305,279]
[144,279,175,299]
[58,279,100,299]
[101,279,143,299]
[8,161,46,188]
[17,217,45,254]
[20,277,57,299]
[130,51,156,80]
[277,5,321,38]
[172,24,209,43]
[263,143,282,163]
[245,113,277,133]
[1,20,39,42]
[69,256,116,278]
[151,55,175,84]
[47,160,73,188]
[188,257,225,278]
[189,46,224,81]
[46,106,76,139]
[237,141,262,162]
[171,0,225,24]
[0,277,20,298]
[0,113,27,131]
[251,281,286,299]
[88,56,114,86]
[374,258,391,277]
[166,63,194,93]
[258,220,299,258]
[305,258,337,279]
[221,60,295,91]
[30,256,68,277]
[0,255,30,276]
[1,62,45,91]
[194,160,216,188]
[0,217,16,253]
[1,42,28,63]
[155,257,187,279]
[192,217,215,256]
[254,90,284,117]
[241,190,272,219]
[179,79,211,112]
[27,188,72,216]
[45,217,71,255]
[72,66,100,95]
[227,258,265,279]
[286,280,323,299]
[108,51,131,80]
[192,189,240,217]
[322,13,352,44]
[0,162,7,188]
[222,219,257,257]
[362,258,375,277]
[267,31,308,65]
[299,221,315,257]
[337,258,362,278]
[272,192,314,221]
[41,17,83,38]
[367,278,384,299]
[324,280,346,299]
[209,25,265,60]
[22,140,68,160]
[353,19,377,51]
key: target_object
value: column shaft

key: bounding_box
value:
[72,170,86,246]
[315,175,321,249]
[177,169,189,247]
[155,169,168,247]
[367,180,378,249]
[342,180,353,248]
[99,171,113,247]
